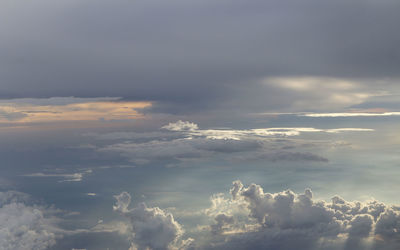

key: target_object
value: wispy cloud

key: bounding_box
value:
[302,112,400,117]
[255,111,400,118]
[162,121,374,140]
[23,169,93,182]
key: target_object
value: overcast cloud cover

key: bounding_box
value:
[1,0,400,249]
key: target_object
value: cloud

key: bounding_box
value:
[198,180,400,250]
[264,76,380,111]
[302,112,400,118]
[23,169,93,182]
[0,98,151,124]
[162,120,199,132]
[210,214,235,234]
[98,121,372,166]
[0,191,58,250]
[113,192,191,250]
[244,151,329,162]
[0,110,28,121]
[1,0,400,116]
[163,121,374,138]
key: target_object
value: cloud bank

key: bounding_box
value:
[98,121,373,166]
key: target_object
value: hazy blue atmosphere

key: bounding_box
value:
[1,1,400,249]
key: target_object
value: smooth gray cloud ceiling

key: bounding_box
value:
[1,0,399,105]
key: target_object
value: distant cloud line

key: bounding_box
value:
[256,112,400,118]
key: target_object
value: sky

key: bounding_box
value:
[1,0,400,249]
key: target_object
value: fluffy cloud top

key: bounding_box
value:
[114,192,189,250]
[200,181,400,250]
[0,191,58,250]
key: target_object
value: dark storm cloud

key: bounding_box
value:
[1,0,399,113]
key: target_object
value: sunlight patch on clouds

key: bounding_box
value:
[0,97,151,123]
[263,76,386,111]
[267,76,360,91]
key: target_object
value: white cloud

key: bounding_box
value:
[302,112,400,118]
[114,192,191,250]
[162,121,374,138]
[0,191,58,250]
[199,180,400,250]
[162,120,199,131]
[23,172,87,182]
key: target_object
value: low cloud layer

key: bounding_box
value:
[97,121,373,166]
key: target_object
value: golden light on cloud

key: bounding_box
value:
[0,100,152,124]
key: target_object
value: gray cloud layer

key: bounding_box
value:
[1,0,400,113]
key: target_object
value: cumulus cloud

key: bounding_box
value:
[114,192,191,250]
[0,191,58,250]
[199,180,400,250]
[162,120,199,132]
[210,214,235,234]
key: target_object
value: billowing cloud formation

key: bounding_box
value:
[0,191,58,250]
[200,181,400,250]
[98,121,372,166]
[114,192,190,250]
